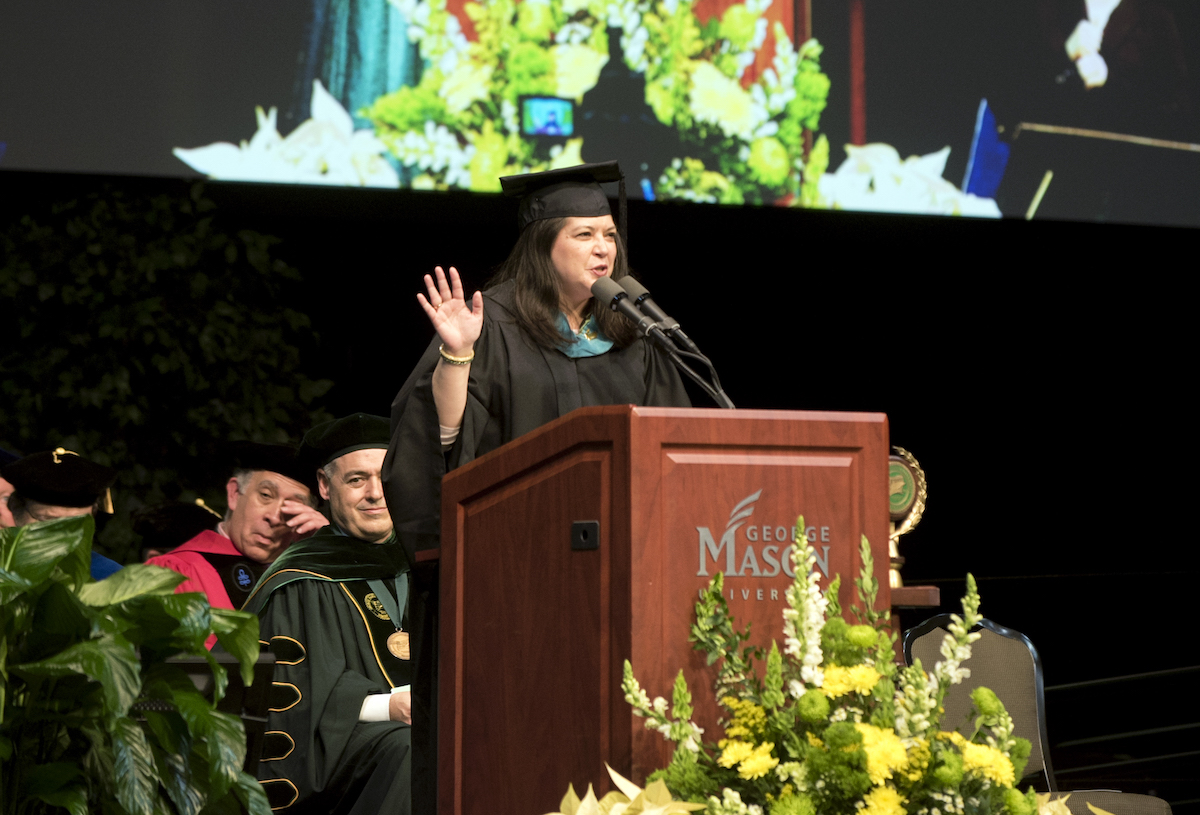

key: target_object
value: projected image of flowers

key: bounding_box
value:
[369,0,831,203]
[169,0,998,216]
[174,80,401,188]
[366,0,609,190]
[171,0,834,204]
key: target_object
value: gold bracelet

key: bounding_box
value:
[439,344,475,365]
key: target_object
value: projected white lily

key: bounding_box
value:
[817,143,1001,218]
[173,80,400,187]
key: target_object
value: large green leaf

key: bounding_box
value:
[112,715,161,814]
[78,562,186,606]
[150,735,206,815]
[201,710,247,799]
[27,581,92,662]
[144,670,246,800]
[142,708,189,756]
[200,647,231,704]
[202,770,272,815]
[15,636,141,720]
[122,592,213,651]
[210,608,261,686]
[0,516,92,591]
[0,565,36,605]
[30,785,89,815]
[141,667,247,792]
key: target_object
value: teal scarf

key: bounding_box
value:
[556,313,614,358]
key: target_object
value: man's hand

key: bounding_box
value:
[389,690,412,724]
[282,499,330,539]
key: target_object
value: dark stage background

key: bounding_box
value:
[3,168,1196,805]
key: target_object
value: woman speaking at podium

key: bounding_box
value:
[382,161,689,549]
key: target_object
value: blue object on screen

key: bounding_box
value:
[962,99,1010,199]
[640,178,655,201]
[521,96,574,137]
[0,142,7,164]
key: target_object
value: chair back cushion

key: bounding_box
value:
[1053,791,1172,815]
[909,623,1046,781]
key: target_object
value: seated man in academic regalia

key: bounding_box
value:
[133,500,226,562]
[145,442,328,615]
[243,414,413,815]
[2,448,123,579]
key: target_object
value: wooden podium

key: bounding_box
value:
[438,406,890,815]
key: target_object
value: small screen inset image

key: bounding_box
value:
[521,97,574,137]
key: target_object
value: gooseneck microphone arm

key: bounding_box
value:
[615,277,734,408]
[616,277,701,356]
[592,278,735,409]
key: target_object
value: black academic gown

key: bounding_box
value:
[244,530,414,815]
[382,278,691,549]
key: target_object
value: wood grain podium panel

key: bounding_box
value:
[440,406,888,815]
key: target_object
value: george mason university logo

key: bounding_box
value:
[696,490,832,579]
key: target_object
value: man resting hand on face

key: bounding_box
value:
[145,441,327,629]
[243,414,414,815]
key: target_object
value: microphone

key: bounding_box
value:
[616,277,677,330]
[592,277,736,409]
[617,277,700,355]
[591,277,663,338]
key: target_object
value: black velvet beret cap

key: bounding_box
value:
[299,413,391,472]
[132,500,223,551]
[2,449,117,508]
[500,160,624,233]
[229,441,314,492]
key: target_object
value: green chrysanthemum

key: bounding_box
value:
[506,41,556,99]
[847,625,878,649]
[718,4,759,51]
[770,792,816,815]
[747,137,790,188]
[1005,786,1035,815]
[797,689,830,725]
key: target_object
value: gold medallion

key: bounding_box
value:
[387,631,410,660]
[364,593,391,621]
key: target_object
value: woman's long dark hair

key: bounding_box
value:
[488,217,638,350]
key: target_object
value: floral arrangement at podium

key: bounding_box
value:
[618,518,1037,815]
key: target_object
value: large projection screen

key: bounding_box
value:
[2,0,1197,226]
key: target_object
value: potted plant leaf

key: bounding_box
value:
[0,515,269,814]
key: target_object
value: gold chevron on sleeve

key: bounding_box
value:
[268,635,307,665]
[268,681,302,712]
[259,778,299,811]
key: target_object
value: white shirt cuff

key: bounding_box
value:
[440,423,462,447]
[358,687,411,722]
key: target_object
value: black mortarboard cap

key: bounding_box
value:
[500,160,627,243]
[0,447,21,469]
[132,500,223,552]
[2,448,117,509]
[229,440,315,493]
[299,413,391,472]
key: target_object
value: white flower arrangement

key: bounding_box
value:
[172,80,400,188]
[814,143,1002,218]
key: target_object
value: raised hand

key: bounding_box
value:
[282,499,331,539]
[417,266,483,355]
